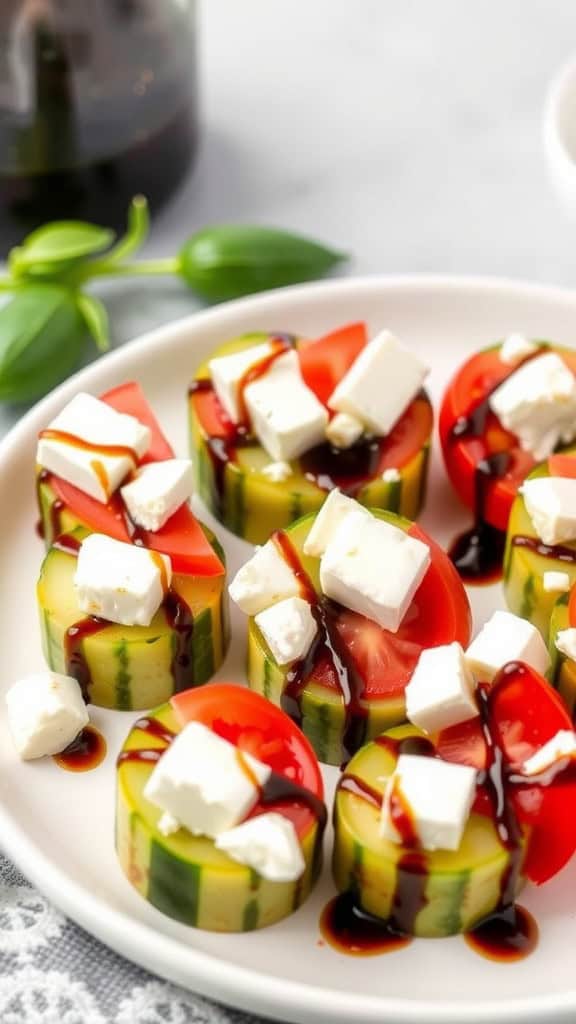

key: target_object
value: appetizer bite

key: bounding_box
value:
[116,685,326,931]
[439,336,576,582]
[230,490,472,765]
[35,385,228,709]
[548,583,576,717]
[504,450,576,636]
[333,658,576,938]
[189,323,433,543]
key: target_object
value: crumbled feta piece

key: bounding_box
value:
[405,642,478,734]
[121,459,194,532]
[157,812,181,836]
[6,672,88,760]
[521,730,576,776]
[215,812,305,882]
[74,534,171,627]
[489,352,576,460]
[303,488,370,558]
[260,461,293,483]
[255,596,317,666]
[382,467,401,484]
[144,721,271,838]
[245,350,328,461]
[381,754,476,852]
[325,412,364,449]
[208,341,275,423]
[521,476,576,545]
[499,334,539,366]
[328,330,428,436]
[319,514,430,632]
[229,538,300,616]
[556,627,576,661]
[465,610,550,683]
[36,392,150,503]
[543,570,571,593]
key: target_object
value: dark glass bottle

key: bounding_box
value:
[0,0,199,252]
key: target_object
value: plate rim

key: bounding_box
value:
[3,272,576,1024]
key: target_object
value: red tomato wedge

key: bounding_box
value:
[548,453,576,478]
[438,663,576,884]
[298,321,368,407]
[171,684,324,836]
[330,523,472,700]
[439,346,576,531]
[48,382,224,577]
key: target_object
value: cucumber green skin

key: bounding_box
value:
[548,596,576,718]
[333,725,526,938]
[504,451,576,638]
[37,525,229,711]
[247,510,464,766]
[189,333,432,545]
[116,704,322,932]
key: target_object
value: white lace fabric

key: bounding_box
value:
[0,855,261,1024]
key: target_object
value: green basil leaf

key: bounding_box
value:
[178,225,347,301]
[10,221,115,273]
[76,293,110,352]
[0,285,87,403]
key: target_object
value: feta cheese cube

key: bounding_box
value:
[121,459,193,532]
[489,352,576,460]
[320,514,431,632]
[144,721,271,837]
[255,596,317,666]
[6,672,88,760]
[556,627,576,661]
[382,467,401,484]
[521,729,576,776]
[245,351,328,461]
[157,812,181,836]
[208,340,276,423]
[260,461,293,483]
[229,538,300,616]
[37,392,151,503]
[543,571,571,593]
[465,610,550,683]
[325,412,364,449]
[499,334,539,366]
[521,477,576,545]
[381,754,477,852]
[328,330,428,436]
[74,534,171,627]
[215,812,305,882]
[303,488,370,558]
[405,642,478,734]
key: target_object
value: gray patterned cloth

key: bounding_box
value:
[0,853,261,1024]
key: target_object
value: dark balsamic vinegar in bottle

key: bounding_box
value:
[0,0,199,252]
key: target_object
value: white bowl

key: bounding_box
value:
[544,55,576,217]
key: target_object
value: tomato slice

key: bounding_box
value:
[48,382,224,577]
[548,453,576,478]
[298,322,368,406]
[171,685,324,836]
[438,663,576,884]
[439,347,576,531]
[331,523,471,700]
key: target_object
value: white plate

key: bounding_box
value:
[2,275,576,1024]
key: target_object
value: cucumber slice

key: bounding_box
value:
[504,451,576,637]
[333,725,526,938]
[189,333,432,544]
[116,704,322,931]
[548,594,576,715]
[247,510,470,765]
[37,527,229,710]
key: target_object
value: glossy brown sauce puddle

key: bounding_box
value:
[53,725,107,772]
